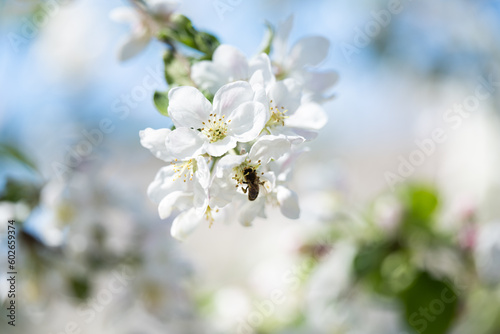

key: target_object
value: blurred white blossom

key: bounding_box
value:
[110,0,180,61]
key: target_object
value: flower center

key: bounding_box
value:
[232,159,262,185]
[266,100,288,128]
[171,158,195,182]
[204,206,219,228]
[201,113,230,143]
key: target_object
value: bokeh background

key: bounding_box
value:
[1,0,500,333]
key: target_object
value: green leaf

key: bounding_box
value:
[194,31,220,58]
[0,143,38,172]
[0,178,40,207]
[401,185,439,229]
[153,91,169,116]
[163,49,193,86]
[409,187,439,221]
[69,276,91,300]
[354,243,390,279]
[159,15,220,59]
[399,271,458,334]
[354,241,410,296]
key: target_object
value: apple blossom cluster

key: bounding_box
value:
[114,1,337,240]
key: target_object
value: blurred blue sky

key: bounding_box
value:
[1,0,499,197]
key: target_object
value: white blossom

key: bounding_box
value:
[209,135,292,225]
[167,82,267,157]
[272,15,338,102]
[266,148,309,219]
[110,0,179,61]
[191,44,273,95]
[146,154,210,240]
[474,222,500,285]
[141,127,213,240]
[137,14,333,239]
[250,70,328,142]
[191,44,328,143]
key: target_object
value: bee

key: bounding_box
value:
[242,167,265,201]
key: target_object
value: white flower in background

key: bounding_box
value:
[191,44,274,95]
[474,222,500,285]
[272,15,338,102]
[0,201,30,231]
[167,82,267,157]
[22,180,72,247]
[110,0,179,61]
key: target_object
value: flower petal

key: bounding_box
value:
[238,198,266,226]
[209,176,236,208]
[168,86,212,128]
[249,53,274,86]
[248,135,291,163]
[267,78,302,115]
[276,186,300,219]
[289,128,318,141]
[215,154,247,178]
[268,127,306,144]
[260,171,276,193]
[270,148,309,182]
[285,102,327,130]
[299,70,338,94]
[148,0,179,16]
[193,156,210,212]
[194,156,210,189]
[139,128,171,161]
[213,44,249,81]
[109,7,139,23]
[213,81,255,116]
[191,61,230,95]
[227,102,267,142]
[286,36,330,70]
[204,136,237,157]
[116,32,151,62]
[165,128,205,160]
[273,15,294,64]
[147,166,177,203]
[171,208,203,241]
[158,190,192,219]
